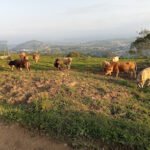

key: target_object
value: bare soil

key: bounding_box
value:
[0,122,71,150]
[0,72,131,106]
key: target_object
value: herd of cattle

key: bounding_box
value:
[103,56,150,88]
[6,54,150,88]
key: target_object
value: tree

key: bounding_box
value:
[138,29,150,38]
[67,51,81,57]
[130,29,150,56]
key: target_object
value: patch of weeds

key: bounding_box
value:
[0,102,150,149]
[116,79,134,88]
[110,104,125,116]
[81,97,94,106]
[125,110,137,121]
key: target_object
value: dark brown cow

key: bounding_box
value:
[104,61,137,78]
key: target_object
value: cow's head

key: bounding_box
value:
[103,62,114,75]
[136,76,145,88]
[137,81,143,88]
[54,58,60,68]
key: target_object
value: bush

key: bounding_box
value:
[67,51,81,57]
[129,50,137,54]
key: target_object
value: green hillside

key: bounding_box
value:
[0,54,150,149]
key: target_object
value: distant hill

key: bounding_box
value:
[82,38,134,50]
[11,38,134,56]
[12,40,49,52]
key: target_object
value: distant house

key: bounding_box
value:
[19,49,32,52]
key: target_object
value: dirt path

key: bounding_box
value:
[0,122,71,150]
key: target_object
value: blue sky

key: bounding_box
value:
[0,0,150,43]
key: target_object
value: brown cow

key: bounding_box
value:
[104,61,137,78]
[33,53,40,63]
[8,56,30,71]
[54,57,72,70]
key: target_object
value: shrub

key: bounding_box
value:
[67,51,81,57]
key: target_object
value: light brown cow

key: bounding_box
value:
[19,52,27,60]
[33,53,40,63]
[137,67,150,88]
[104,61,137,78]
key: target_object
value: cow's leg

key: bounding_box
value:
[68,65,70,70]
[138,82,143,88]
[11,66,14,71]
[26,64,28,71]
[58,65,62,71]
[116,70,119,78]
[147,80,150,86]
[26,63,30,71]
[26,66,29,71]
[134,70,137,78]
[141,81,145,88]
[133,70,136,78]
[129,71,134,78]
[141,84,144,88]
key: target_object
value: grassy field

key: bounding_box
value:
[0,54,150,149]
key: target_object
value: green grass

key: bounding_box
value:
[0,54,150,149]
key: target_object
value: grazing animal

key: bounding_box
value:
[54,57,72,70]
[33,53,40,63]
[103,61,110,66]
[102,61,111,72]
[104,61,137,78]
[19,52,27,60]
[137,67,150,88]
[0,55,11,60]
[8,56,30,71]
[112,56,119,62]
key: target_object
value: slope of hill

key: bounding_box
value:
[12,40,48,52]
[83,38,134,50]
[0,55,149,149]
[47,38,134,56]
[11,38,134,56]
